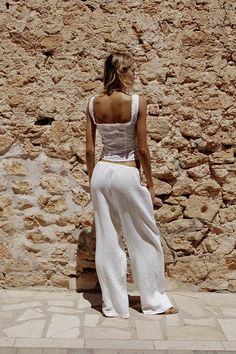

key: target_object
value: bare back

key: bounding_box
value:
[93,92,133,124]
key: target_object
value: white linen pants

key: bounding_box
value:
[90,161,172,318]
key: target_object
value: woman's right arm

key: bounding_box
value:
[86,102,96,184]
[136,95,154,203]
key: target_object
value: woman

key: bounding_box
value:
[85,51,178,318]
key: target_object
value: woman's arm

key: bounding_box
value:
[136,95,154,202]
[85,102,96,183]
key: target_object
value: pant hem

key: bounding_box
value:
[142,304,173,315]
[102,310,130,319]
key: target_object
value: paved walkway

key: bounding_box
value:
[0,283,235,353]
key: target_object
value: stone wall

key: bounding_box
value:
[0,0,235,291]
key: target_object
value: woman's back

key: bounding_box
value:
[92,92,135,125]
[89,92,139,162]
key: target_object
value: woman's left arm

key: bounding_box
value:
[85,101,96,184]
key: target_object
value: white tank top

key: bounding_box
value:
[89,94,139,161]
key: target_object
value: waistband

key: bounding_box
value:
[98,160,139,170]
[100,159,136,167]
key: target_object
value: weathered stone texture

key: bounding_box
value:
[0,0,235,291]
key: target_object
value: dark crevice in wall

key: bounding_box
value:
[34,117,54,125]
[6,2,10,9]
[137,37,143,44]
[42,50,54,58]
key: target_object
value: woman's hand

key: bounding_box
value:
[147,186,155,205]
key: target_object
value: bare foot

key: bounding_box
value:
[158,306,178,315]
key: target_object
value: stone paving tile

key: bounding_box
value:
[85,339,155,350]
[197,292,236,307]
[67,350,93,354]
[135,319,164,340]
[0,348,17,354]
[167,351,193,354]
[101,317,133,330]
[46,314,80,338]
[84,327,132,340]
[77,297,93,310]
[16,308,45,322]
[218,319,236,341]
[86,351,168,354]
[17,348,43,354]
[170,294,206,317]
[43,349,68,354]
[222,340,236,351]
[47,306,81,315]
[84,314,100,327]
[3,319,46,338]
[154,340,224,351]
[0,338,16,347]
[166,314,181,326]
[1,302,43,311]
[183,318,216,326]
[0,311,15,322]
[220,306,236,317]
[47,300,75,307]
[14,338,84,348]
[0,289,235,352]
[166,325,226,341]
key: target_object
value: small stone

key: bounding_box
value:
[181,30,208,46]
[4,159,28,175]
[50,274,69,288]
[168,258,208,284]
[148,116,170,141]
[215,235,235,256]
[8,95,25,108]
[210,150,235,164]
[179,151,208,169]
[172,176,195,196]
[154,179,172,195]
[0,243,12,259]
[40,175,66,194]
[184,195,221,222]
[180,122,202,138]
[219,206,236,223]
[203,97,221,110]
[153,163,179,179]
[222,178,236,202]
[165,196,188,207]
[38,196,67,213]
[187,164,210,179]
[72,187,90,206]
[205,238,219,253]
[194,178,221,197]
[12,180,32,194]
[0,197,13,219]
[17,198,34,210]
[0,135,14,155]
[155,204,182,223]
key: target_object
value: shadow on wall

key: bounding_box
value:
[76,217,99,292]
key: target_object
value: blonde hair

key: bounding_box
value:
[102,51,134,95]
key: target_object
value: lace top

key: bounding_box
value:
[89,94,139,161]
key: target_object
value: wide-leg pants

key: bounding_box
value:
[90,161,172,318]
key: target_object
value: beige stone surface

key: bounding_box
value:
[135,320,163,340]
[155,204,182,223]
[184,195,221,222]
[0,288,235,351]
[218,319,236,341]
[172,176,195,196]
[0,0,235,291]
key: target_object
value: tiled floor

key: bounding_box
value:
[0,284,235,353]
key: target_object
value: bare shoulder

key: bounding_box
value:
[137,94,147,113]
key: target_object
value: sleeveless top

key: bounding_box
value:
[89,94,139,161]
